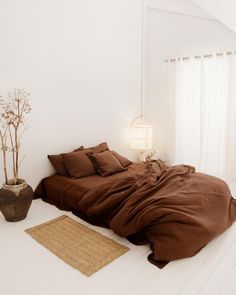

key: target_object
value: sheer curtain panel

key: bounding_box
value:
[169,53,236,181]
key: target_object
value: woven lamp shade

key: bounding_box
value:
[130,115,153,151]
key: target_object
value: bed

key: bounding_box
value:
[35,146,236,269]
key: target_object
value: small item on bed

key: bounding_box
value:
[111,151,132,167]
[90,150,127,177]
[62,151,96,178]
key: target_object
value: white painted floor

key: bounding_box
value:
[1,183,236,295]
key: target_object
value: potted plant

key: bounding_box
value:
[0,89,33,222]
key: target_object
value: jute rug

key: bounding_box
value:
[25,215,129,276]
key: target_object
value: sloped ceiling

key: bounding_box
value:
[194,0,236,32]
[147,0,215,20]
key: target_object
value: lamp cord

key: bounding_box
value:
[140,0,144,117]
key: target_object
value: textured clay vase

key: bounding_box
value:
[0,179,33,222]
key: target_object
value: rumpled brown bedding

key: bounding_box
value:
[35,161,236,268]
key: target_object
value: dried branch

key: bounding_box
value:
[8,125,16,184]
[0,129,8,184]
[19,154,27,168]
[18,125,32,144]
[0,89,31,185]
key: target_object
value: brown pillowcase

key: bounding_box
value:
[73,146,84,152]
[48,154,68,176]
[111,151,132,167]
[48,146,84,176]
[47,144,108,176]
[84,142,109,154]
[90,150,127,177]
[62,151,96,178]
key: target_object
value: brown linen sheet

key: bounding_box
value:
[35,162,236,268]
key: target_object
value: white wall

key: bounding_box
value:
[145,4,236,164]
[147,0,215,20]
[194,0,236,33]
[0,0,141,188]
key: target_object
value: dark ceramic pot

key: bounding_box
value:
[0,179,33,222]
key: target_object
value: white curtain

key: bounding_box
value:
[169,53,236,181]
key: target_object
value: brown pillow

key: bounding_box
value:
[62,151,96,178]
[111,151,132,167]
[48,146,84,176]
[48,154,68,176]
[73,146,84,152]
[84,142,109,154]
[90,150,127,177]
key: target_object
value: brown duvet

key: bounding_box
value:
[35,161,236,268]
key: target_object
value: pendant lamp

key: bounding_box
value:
[130,0,153,151]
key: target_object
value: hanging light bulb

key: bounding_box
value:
[130,0,153,152]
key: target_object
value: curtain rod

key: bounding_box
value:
[165,51,236,63]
